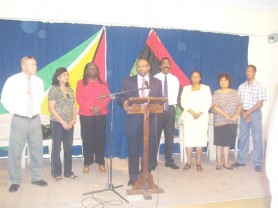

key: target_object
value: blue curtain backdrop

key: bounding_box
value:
[0,20,248,158]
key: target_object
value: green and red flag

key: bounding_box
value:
[37,27,106,115]
[0,27,106,115]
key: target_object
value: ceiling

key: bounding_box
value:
[202,0,278,10]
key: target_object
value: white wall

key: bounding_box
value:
[267,9,278,116]
[0,0,271,35]
[1,0,277,128]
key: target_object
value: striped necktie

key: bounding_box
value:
[141,77,146,97]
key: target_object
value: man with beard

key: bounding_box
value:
[118,58,163,186]
[154,57,180,170]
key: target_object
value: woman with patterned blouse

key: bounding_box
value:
[212,73,242,170]
[48,67,77,181]
[76,62,110,174]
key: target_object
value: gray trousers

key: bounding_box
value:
[8,115,44,184]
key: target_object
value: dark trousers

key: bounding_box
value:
[155,105,175,164]
[80,115,106,166]
[127,129,156,182]
[51,120,74,177]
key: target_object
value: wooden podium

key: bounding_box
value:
[126,97,167,199]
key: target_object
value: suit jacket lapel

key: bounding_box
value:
[133,75,140,97]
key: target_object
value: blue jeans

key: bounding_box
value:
[51,121,74,177]
[8,115,43,184]
[238,110,263,167]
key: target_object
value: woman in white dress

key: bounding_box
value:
[180,70,212,172]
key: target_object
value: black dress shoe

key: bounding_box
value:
[31,180,48,186]
[232,162,246,168]
[152,162,158,170]
[127,179,136,186]
[165,163,179,169]
[255,166,262,172]
[9,184,20,192]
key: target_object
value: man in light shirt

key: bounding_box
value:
[154,57,180,169]
[1,56,48,192]
[233,65,267,172]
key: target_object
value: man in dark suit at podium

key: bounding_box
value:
[118,58,163,186]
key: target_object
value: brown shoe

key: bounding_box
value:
[99,164,106,172]
[83,165,90,174]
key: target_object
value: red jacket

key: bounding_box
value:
[76,78,111,116]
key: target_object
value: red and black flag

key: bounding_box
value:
[130,29,190,88]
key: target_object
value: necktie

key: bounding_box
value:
[141,77,146,97]
[164,75,169,111]
[26,77,34,118]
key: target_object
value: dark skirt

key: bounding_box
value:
[214,124,237,147]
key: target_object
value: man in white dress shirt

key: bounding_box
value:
[154,57,180,169]
[1,56,48,192]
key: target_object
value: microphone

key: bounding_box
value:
[97,90,110,99]
[144,80,150,89]
[97,94,110,99]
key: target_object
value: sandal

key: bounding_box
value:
[83,165,90,174]
[197,164,203,172]
[66,174,78,180]
[216,165,222,170]
[99,165,107,172]
[55,176,63,182]
[223,165,233,170]
[183,164,191,171]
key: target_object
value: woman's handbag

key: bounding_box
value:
[41,124,51,140]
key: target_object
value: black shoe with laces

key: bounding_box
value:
[165,162,179,169]
[127,179,136,186]
[9,184,20,192]
[31,180,48,186]
[255,166,262,172]
[232,162,246,168]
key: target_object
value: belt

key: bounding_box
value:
[164,105,174,111]
[14,114,39,120]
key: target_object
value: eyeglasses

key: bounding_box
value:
[137,64,149,68]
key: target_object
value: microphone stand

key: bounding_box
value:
[82,88,146,202]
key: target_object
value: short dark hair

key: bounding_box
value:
[191,70,202,77]
[190,70,202,84]
[247,64,257,72]
[217,73,232,88]
[52,67,69,87]
[159,57,171,66]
